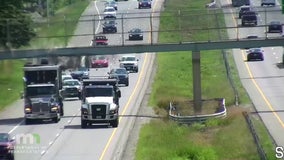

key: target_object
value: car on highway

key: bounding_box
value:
[71,67,90,80]
[103,20,117,33]
[92,35,108,46]
[91,56,109,68]
[268,21,282,33]
[238,5,251,18]
[247,48,264,61]
[261,0,276,6]
[105,1,118,10]
[138,0,152,9]
[103,6,116,19]
[108,68,129,86]
[61,79,82,100]
[119,55,139,72]
[241,11,257,26]
[0,133,15,160]
[128,28,143,40]
[62,74,73,81]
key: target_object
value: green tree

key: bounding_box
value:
[0,1,36,49]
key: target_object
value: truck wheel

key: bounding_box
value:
[81,120,88,128]
[60,107,64,116]
[25,118,32,125]
[111,119,119,128]
[9,153,14,160]
[53,117,59,123]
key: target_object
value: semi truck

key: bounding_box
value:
[23,64,64,124]
[80,78,121,128]
[232,0,250,7]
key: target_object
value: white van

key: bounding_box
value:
[261,0,276,6]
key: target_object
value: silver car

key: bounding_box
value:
[105,1,117,10]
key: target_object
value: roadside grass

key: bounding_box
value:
[0,60,24,110]
[27,0,89,49]
[0,1,89,110]
[251,114,279,160]
[136,0,275,159]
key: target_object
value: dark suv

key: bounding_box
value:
[103,20,117,33]
[138,0,151,9]
[241,11,257,26]
[0,133,15,160]
[268,21,282,33]
[239,6,251,18]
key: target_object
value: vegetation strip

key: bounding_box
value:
[135,0,277,159]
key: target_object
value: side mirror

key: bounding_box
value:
[137,59,139,61]
[119,59,121,62]
[107,72,110,74]
[117,90,121,98]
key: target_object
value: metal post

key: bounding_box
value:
[47,0,49,27]
[6,19,10,49]
[121,14,124,46]
[150,13,153,45]
[265,7,267,39]
[64,16,68,47]
[192,51,202,114]
[178,10,181,43]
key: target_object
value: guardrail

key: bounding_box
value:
[169,98,227,124]
[243,111,268,160]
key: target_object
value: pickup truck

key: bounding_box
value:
[92,35,108,46]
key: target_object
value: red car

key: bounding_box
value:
[0,133,15,160]
[91,56,109,68]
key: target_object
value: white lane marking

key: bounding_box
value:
[41,151,46,155]
[56,133,60,137]
[8,120,24,134]
[94,1,101,34]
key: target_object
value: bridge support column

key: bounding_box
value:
[192,51,202,113]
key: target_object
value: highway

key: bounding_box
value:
[0,0,163,160]
[221,0,284,149]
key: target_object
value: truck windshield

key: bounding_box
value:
[26,86,55,97]
[85,87,113,97]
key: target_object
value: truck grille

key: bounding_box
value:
[65,87,78,93]
[0,146,8,153]
[123,63,134,66]
[32,102,50,113]
[91,105,107,119]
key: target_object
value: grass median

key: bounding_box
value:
[135,0,276,159]
[0,1,89,111]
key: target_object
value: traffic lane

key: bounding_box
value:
[68,1,99,47]
[0,89,84,160]
[93,1,150,46]
[11,98,82,160]
[39,53,146,160]
[0,100,24,133]
[222,0,284,146]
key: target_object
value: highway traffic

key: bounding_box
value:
[0,0,162,160]
[1,0,284,159]
[222,0,284,148]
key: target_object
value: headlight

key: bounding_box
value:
[51,106,59,112]
[110,109,118,114]
[25,107,32,113]
[81,108,88,115]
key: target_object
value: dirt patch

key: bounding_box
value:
[171,98,224,116]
